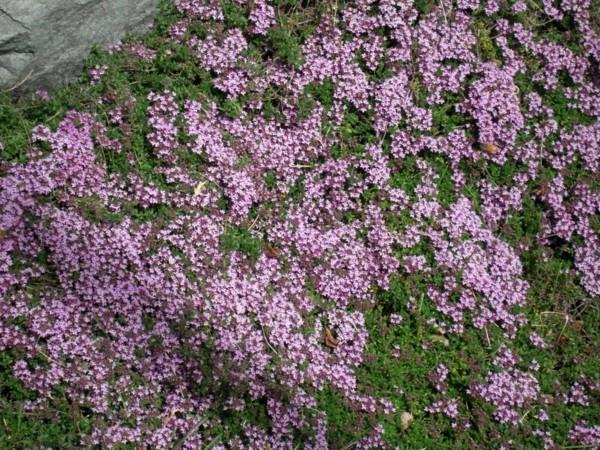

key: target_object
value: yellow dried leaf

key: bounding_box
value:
[428,334,450,347]
[193,181,206,197]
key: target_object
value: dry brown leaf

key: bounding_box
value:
[263,243,282,258]
[533,182,550,197]
[323,327,339,348]
[571,320,583,331]
[480,143,499,155]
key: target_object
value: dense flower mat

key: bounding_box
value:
[0,0,599,448]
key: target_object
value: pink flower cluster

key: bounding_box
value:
[469,369,540,425]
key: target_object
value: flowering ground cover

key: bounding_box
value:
[0,0,599,448]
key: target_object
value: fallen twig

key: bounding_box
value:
[2,69,34,93]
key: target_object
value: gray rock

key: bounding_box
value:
[0,0,159,93]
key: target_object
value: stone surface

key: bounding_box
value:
[0,0,159,93]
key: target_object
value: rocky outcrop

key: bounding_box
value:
[0,0,159,93]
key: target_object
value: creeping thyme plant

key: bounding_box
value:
[0,0,599,448]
